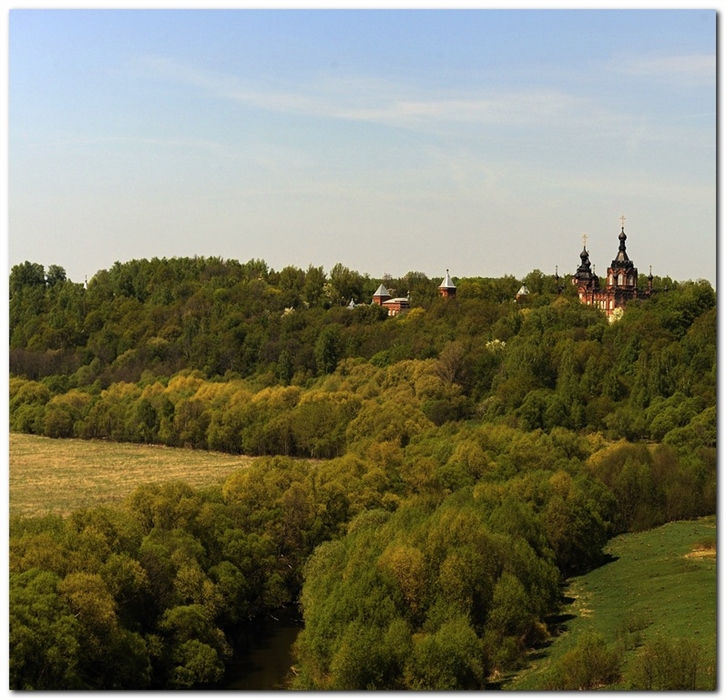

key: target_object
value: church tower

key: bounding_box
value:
[606,216,638,296]
[572,235,599,304]
[602,216,639,314]
[372,283,392,305]
[438,270,457,298]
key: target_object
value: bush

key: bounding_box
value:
[625,636,714,690]
[614,611,650,651]
[542,631,621,690]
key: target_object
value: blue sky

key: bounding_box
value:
[8,8,716,284]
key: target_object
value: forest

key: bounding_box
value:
[8,256,717,689]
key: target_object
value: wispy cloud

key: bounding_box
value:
[132,54,599,131]
[124,53,712,172]
[607,53,714,87]
[134,52,717,154]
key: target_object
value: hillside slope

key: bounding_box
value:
[507,516,716,690]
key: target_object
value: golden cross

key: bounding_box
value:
[620,215,626,229]
[582,233,588,249]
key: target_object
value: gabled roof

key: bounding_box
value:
[439,270,456,289]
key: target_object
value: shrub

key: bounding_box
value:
[614,611,650,651]
[542,631,621,690]
[625,636,714,690]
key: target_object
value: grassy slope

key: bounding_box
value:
[9,432,256,518]
[506,515,717,689]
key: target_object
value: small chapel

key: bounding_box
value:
[572,217,653,318]
[371,283,410,316]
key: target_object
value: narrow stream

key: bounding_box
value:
[223,610,304,690]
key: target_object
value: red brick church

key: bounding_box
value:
[572,217,653,318]
[372,283,410,316]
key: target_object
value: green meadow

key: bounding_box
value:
[506,515,717,690]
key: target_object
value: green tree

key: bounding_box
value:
[315,325,342,375]
[46,264,67,287]
[158,604,230,687]
[302,265,326,307]
[10,261,46,294]
[9,568,82,689]
[406,615,484,690]
[133,397,159,443]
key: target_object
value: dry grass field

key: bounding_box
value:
[9,433,255,518]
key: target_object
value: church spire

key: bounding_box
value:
[438,269,457,298]
[613,215,631,265]
[576,245,593,275]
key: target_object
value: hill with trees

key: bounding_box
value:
[9,257,716,689]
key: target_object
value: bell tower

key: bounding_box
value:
[605,216,638,299]
[572,234,599,304]
[438,270,457,298]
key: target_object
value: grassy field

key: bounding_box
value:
[505,515,717,689]
[9,432,256,518]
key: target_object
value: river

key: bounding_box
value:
[223,609,304,690]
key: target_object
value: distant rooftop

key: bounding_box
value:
[439,270,456,289]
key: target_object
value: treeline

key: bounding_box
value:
[10,256,457,384]
[8,256,717,689]
[9,350,717,467]
[10,257,716,449]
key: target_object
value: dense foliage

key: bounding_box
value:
[9,452,392,689]
[8,257,716,689]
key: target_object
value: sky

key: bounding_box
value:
[7,7,717,285]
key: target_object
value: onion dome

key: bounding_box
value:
[575,246,593,278]
[612,217,632,267]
